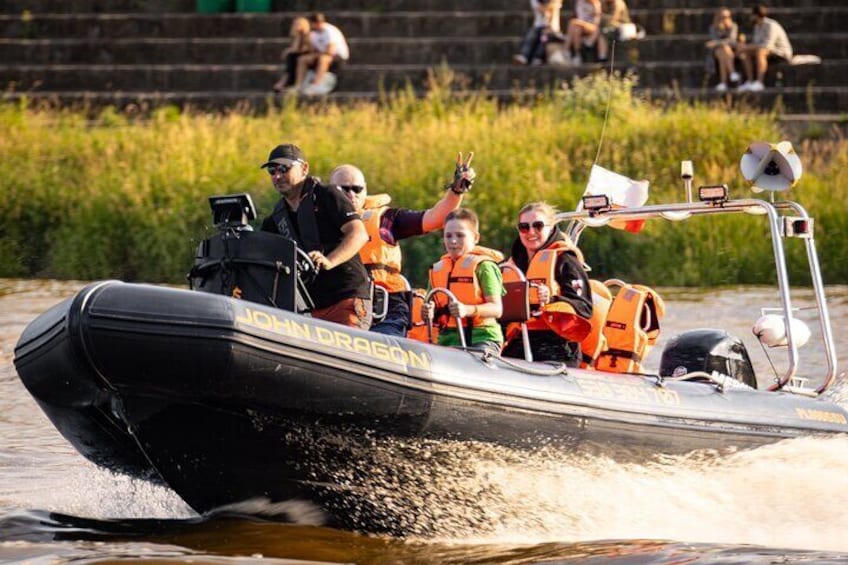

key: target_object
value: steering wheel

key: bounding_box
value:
[295,247,317,284]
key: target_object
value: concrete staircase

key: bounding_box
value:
[1,0,846,115]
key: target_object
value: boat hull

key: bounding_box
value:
[14,281,848,532]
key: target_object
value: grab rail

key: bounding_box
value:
[423,287,467,350]
[557,197,836,393]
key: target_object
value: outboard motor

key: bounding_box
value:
[188,193,315,313]
[659,329,757,389]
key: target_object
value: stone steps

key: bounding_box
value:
[3,8,846,39]
[1,1,845,114]
[4,86,844,116]
[3,0,844,13]
[1,34,843,66]
[3,61,842,92]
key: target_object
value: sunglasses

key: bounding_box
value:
[517,221,547,233]
[339,184,366,194]
[266,162,300,175]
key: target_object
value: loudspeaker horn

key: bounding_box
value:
[740,141,802,193]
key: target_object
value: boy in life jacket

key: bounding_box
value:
[330,153,475,337]
[421,208,505,355]
[501,201,593,365]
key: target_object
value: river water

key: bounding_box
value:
[2,279,848,564]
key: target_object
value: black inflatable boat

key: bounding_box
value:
[14,184,848,533]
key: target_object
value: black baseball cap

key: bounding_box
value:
[260,144,306,168]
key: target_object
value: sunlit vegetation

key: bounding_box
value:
[2,75,846,286]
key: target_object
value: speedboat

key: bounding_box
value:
[14,145,848,533]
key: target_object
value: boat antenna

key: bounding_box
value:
[592,40,616,167]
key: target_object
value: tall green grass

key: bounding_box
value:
[2,77,847,287]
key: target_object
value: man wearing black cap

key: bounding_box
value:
[259,143,372,329]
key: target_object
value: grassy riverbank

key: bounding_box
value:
[2,76,847,286]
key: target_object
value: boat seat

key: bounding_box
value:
[501,280,531,324]
[499,263,534,361]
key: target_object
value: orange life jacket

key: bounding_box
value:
[595,282,665,374]
[358,194,407,293]
[429,246,504,329]
[501,241,591,339]
[578,279,613,368]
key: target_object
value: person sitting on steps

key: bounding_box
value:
[736,4,792,92]
[293,12,350,96]
[513,0,563,66]
[272,16,313,93]
[566,0,607,65]
[705,7,741,93]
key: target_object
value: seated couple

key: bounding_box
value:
[273,13,349,96]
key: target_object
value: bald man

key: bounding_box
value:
[329,154,475,336]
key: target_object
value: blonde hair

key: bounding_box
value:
[713,7,732,31]
[518,201,558,222]
[290,16,310,37]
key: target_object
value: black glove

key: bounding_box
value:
[446,163,476,194]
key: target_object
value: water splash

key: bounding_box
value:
[312,433,848,552]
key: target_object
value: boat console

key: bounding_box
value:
[189,193,315,313]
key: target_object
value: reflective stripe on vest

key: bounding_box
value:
[359,202,406,293]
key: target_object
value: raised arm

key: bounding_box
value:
[422,152,476,232]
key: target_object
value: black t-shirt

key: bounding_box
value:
[260,179,370,309]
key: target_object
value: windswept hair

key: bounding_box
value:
[446,208,479,231]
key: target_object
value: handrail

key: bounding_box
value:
[423,287,467,350]
[558,197,834,393]
[773,201,838,392]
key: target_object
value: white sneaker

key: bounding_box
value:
[748,80,764,92]
[715,82,728,93]
[512,54,527,65]
[571,55,582,66]
[737,82,751,92]
[300,83,320,96]
[729,71,740,83]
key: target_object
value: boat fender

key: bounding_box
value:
[595,282,665,373]
[753,314,811,348]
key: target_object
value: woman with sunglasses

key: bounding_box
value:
[705,7,740,92]
[501,202,593,365]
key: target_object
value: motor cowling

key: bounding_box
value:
[659,329,757,389]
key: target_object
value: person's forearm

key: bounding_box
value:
[469,298,502,319]
[422,190,463,232]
